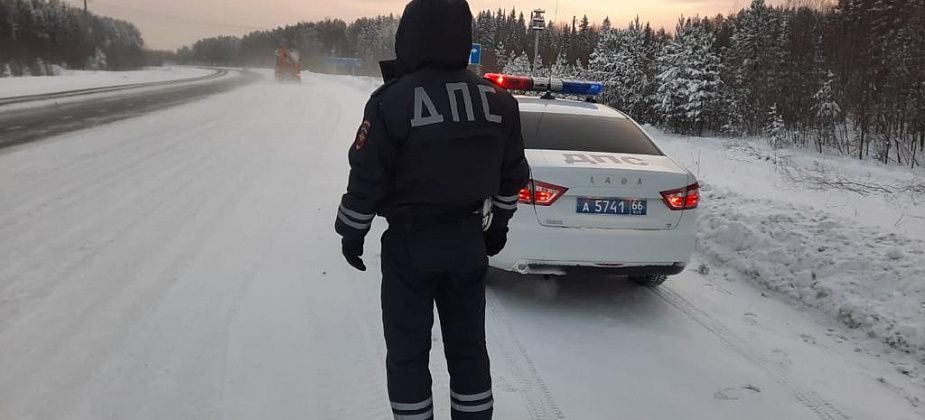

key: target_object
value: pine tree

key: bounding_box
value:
[32,58,46,76]
[576,15,594,60]
[655,19,724,134]
[88,47,108,70]
[587,22,620,106]
[727,0,788,134]
[766,103,787,149]
[549,51,579,79]
[813,71,843,153]
[609,18,657,123]
[503,52,532,75]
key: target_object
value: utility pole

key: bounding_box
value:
[530,9,546,73]
[84,0,88,14]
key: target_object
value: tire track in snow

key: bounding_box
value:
[485,288,566,420]
[0,115,226,238]
[651,286,851,420]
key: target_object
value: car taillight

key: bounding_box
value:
[661,183,700,210]
[518,180,568,206]
[518,186,533,203]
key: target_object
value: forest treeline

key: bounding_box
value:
[180,0,924,166]
[0,0,147,75]
[4,0,920,166]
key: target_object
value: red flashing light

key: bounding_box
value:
[661,183,701,211]
[483,73,534,91]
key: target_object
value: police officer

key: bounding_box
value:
[334,1,529,418]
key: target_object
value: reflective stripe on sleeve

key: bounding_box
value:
[337,210,372,230]
[339,204,375,221]
[491,200,518,211]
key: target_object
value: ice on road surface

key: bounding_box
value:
[0,72,922,420]
[0,66,217,98]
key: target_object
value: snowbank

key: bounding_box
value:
[0,66,215,98]
[698,186,925,362]
[650,128,925,239]
[647,128,925,363]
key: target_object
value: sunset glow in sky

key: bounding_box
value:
[74,0,754,50]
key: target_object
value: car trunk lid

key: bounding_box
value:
[525,149,692,230]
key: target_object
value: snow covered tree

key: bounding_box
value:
[766,104,787,149]
[811,71,843,153]
[654,19,724,135]
[493,42,513,72]
[587,23,621,105]
[727,0,788,134]
[574,15,596,63]
[548,51,581,79]
[31,58,46,76]
[87,48,108,70]
[0,63,11,78]
[503,52,532,75]
[611,18,657,122]
[45,62,57,76]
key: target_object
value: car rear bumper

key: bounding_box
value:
[489,209,697,275]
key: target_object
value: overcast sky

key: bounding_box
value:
[74,0,754,50]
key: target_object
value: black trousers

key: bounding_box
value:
[381,223,493,420]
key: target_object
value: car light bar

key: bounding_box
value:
[483,73,605,96]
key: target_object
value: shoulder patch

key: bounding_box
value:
[371,79,397,98]
[354,120,372,150]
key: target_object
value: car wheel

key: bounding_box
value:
[630,274,668,287]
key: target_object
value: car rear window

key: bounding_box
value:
[520,111,663,155]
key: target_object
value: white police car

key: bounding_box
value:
[484,74,700,287]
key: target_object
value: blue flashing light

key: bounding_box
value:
[560,80,605,96]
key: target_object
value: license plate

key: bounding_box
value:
[576,197,647,215]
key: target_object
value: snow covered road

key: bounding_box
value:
[0,66,219,99]
[0,69,256,149]
[0,72,922,420]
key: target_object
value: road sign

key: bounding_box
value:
[326,57,362,68]
[469,44,482,66]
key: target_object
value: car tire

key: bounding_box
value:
[630,274,668,287]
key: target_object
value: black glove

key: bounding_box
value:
[342,237,366,271]
[484,227,508,257]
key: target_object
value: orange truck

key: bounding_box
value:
[275,48,301,82]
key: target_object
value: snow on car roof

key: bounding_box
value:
[515,95,628,118]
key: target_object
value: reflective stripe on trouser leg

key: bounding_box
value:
[451,390,493,418]
[435,267,492,420]
[391,397,434,420]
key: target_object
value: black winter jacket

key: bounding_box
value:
[334,0,530,267]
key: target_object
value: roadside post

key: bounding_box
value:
[530,9,546,73]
